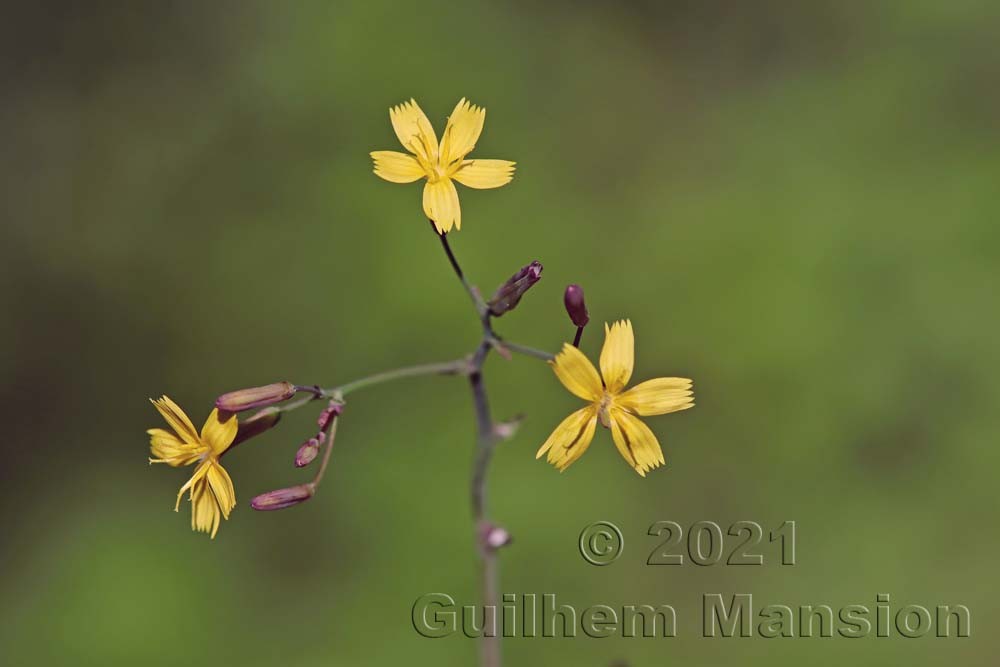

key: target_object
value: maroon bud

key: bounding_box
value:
[251,484,314,511]
[216,382,296,412]
[317,401,343,431]
[487,261,543,317]
[231,407,282,448]
[563,284,589,327]
[295,437,321,468]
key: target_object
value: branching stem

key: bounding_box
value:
[269,221,554,667]
[309,412,339,489]
[331,359,470,396]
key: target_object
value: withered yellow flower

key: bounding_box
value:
[370,98,516,233]
[537,320,694,476]
[148,396,238,538]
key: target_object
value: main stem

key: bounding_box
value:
[437,228,501,667]
[468,339,500,667]
[275,224,548,667]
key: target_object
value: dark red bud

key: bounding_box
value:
[231,407,282,448]
[317,402,343,431]
[487,261,543,317]
[563,284,589,327]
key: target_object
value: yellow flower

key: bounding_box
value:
[148,396,238,538]
[537,320,694,476]
[370,98,516,233]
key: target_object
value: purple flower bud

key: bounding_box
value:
[231,407,282,448]
[479,521,513,550]
[250,484,314,511]
[216,382,296,412]
[487,261,543,317]
[317,401,343,431]
[563,284,589,327]
[295,437,321,468]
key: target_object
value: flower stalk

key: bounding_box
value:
[147,97,695,667]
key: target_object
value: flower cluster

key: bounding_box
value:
[146,97,694,538]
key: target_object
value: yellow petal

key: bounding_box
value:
[147,428,182,446]
[150,396,200,444]
[191,478,222,538]
[536,406,597,472]
[599,320,635,394]
[148,428,203,466]
[389,99,438,163]
[440,98,485,164]
[617,378,694,416]
[206,462,237,518]
[370,151,427,183]
[609,408,665,477]
[423,178,461,233]
[174,460,211,511]
[452,159,516,189]
[550,343,603,401]
[201,408,238,455]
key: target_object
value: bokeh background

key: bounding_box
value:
[2,1,998,665]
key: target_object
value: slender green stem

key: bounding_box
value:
[268,345,546,420]
[496,339,554,362]
[310,414,340,489]
[273,393,321,414]
[329,359,469,396]
[436,224,488,313]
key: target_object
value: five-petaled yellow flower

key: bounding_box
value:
[148,396,238,538]
[370,98,516,234]
[538,320,694,476]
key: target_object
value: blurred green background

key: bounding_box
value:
[2,1,998,665]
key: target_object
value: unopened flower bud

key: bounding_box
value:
[563,284,589,327]
[479,521,513,550]
[487,261,543,317]
[250,484,314,511]
[231,407,282,447]
[317,402,343,431]
[487,526,512,548]
[493,414,525,441]
[216,381,296,412]
[295,437,321,468]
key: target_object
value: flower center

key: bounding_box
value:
[427,163,448,183]
[597,392,614,429]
